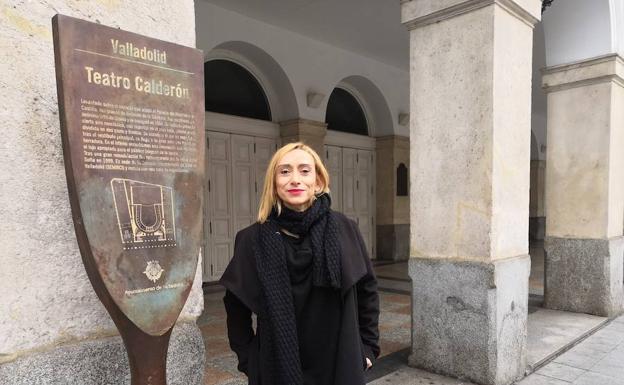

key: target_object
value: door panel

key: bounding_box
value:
[342,148,357,222]
[205,131,278,282]
[255,138,278,207]
[205,132,232,281]
[324,145,343,212]
[322,145,376,259]
[231,135,255,232]
[356,150,374,258]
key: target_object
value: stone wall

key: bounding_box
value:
[0,1,204,383]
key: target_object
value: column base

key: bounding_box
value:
[544,236,624,317]
[408,255,530,385]
[0,322,205,385]
[376,224,409,261]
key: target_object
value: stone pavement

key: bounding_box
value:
[199,250,624,385]
[518,315,624,385]
[368,314,624,385]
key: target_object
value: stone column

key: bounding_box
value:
[279,118,327,155]
[376,135,410,261]
[542,54,624,317]
[402,1,540,384]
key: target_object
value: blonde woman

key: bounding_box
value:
[220,142,380,385]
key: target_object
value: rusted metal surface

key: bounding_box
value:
[52,14,204,384]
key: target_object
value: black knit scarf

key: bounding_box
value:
[254,193,342,385]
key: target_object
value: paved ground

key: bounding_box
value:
[518,315,624,385]
[199,245,624,385]
[367,314,624,385]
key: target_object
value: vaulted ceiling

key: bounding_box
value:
[201,0,409,70]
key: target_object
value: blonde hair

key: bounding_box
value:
[257,142,331,223]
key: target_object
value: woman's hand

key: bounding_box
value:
[365,357,372,370]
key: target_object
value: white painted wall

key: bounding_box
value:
[195,2,410,137]
[542,0,613,66]
[531,22,547,161]
[0,0,203,359]
[612,0,624,57]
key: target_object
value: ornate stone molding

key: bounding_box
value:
[401,0,540,30]
[542,54,624,92]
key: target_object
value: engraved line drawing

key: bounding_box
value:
[111,178,176,247]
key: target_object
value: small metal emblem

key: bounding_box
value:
[143,260,164,283]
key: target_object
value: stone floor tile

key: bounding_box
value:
[381,293,411,304]
[605,322,624,334]
[204,367,234,385]
[204,339,233,358]
[368,365,476,384]
[553,349,607,371]
[590,328,624,344]
[516,373,570,384]
[381,321,411,343]
[380,338,409,357]
[612,316,624,325]
[379,300,407,313]
[574,339,617,354]
[572,371,624,385]
[394,304,411,315]
[378,311,410,327]
[582,334,622,350]
[200,321,227,339]
[589,353,624,379]
[536,362,586,382]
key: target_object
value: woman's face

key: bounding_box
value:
[275,149,320,212]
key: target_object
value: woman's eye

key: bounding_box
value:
[280,169,290,175]
[301,169,310,174]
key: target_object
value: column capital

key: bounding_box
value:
[278,118,327,156]
[375,135,410,150]
[279,118,327,137]
[542,54,624,93]
[401,0,541,30]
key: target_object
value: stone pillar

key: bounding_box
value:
[402,1,540,384]
[542,54,624,317]
[279,118,327,155]
[0,2,205,384]
[376,135,410,261]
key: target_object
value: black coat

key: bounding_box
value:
[219,211,380,385]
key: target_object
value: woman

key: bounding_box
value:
[220,142,380,385]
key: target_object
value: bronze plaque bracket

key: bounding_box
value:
[52,14,205,384]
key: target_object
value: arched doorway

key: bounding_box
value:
[205,59,272,121]
[203,58,281,282]
[324,85,376,258]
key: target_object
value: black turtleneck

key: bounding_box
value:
[282,232,342,385]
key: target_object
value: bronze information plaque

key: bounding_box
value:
[53,14,204,383]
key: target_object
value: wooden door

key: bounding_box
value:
[205,132,278,281]
[356,149,375,258]
[204,132,233,281]
[323,145,376,259]
[324,145,343,211]
[231,135,256,232]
